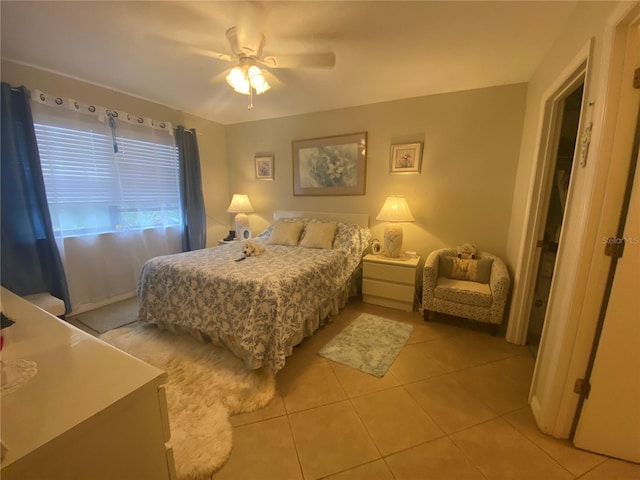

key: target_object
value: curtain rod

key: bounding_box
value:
[11,84,202,135]
[184,129,203,136]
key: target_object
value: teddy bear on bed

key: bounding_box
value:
[457,242,477,259]
[242,240,265,257]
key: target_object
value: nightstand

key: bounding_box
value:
[362,254,420,311]
[218,239,239,246]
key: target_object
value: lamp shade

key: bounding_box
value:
[226,194,254,214]
[376,195,415,222]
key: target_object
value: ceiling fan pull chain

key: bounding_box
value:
[248,86,254,110]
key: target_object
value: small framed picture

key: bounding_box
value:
[390,142,423,174]
[255,155,274,180]
[371,238,382,255]
[240,227,252,240]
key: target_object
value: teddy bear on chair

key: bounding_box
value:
[457,243,477,260]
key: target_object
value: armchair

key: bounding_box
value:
[422,248,510,334]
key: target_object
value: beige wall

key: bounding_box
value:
[1,60,229,246]
[504,1,620,268]
[1,60,527,262]
[226,84,527,263]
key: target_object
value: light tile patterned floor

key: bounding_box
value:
[214,298,640,480]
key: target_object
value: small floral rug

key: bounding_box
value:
[319,313,413,377]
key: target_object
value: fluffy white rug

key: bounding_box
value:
[100,322,275,480]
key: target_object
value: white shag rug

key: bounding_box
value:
[100,322,275,480]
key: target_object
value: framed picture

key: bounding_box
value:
[390,142,423,174]
[292,132,367,196]
[255,155,274,180]
[371,238,382,255]
[240,227,252,240]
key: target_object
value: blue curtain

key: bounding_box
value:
[175,126,206,251]
[1,83,71,314]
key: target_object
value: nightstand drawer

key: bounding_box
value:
[363,278,414,302]
[363,261,416,285]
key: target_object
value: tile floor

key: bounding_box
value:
[211,298,640,480]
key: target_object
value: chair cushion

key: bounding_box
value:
[434,277,492,307]
[439,257,493,283]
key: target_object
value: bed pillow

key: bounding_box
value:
[300,222,337,249]
[438,256,493,284]
[267,220,305,246]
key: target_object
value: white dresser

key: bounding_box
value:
[362,254,420,311]
[0,288,176,480]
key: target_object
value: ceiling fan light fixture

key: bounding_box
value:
[248,66,270,94]
[226,66,250,94]
[226,61,270,96]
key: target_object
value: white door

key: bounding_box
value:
[572,147,640,462]
[572,12,640,458]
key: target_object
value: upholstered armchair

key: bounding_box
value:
[422,248,510,333]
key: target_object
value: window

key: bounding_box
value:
[33,109,180,237]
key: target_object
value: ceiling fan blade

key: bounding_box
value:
[226,26,266,58]
[260,52,335,69]
[152,34,236,62]
[190,47,235,62]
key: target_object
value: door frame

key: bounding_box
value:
[522,51,593,436]
[506,42,593,349]
[523,73,587,354]
[525,2,640,438]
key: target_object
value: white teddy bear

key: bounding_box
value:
[242,240,265,257]
[457,242,477,259]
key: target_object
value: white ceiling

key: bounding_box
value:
[1,1,577,125]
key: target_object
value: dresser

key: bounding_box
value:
[0,288,176,480]
[362,254,420,311]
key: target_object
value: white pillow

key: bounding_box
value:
[300,222,337,249]
[267,221,305,246]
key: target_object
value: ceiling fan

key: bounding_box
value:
[193,26,336,108]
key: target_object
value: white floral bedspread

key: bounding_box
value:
[138,222,370,372]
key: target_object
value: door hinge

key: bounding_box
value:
[604,238,625,258]
[574,378,592,398]
[634,67,640,89]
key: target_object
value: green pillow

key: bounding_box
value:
[438,257,493,284]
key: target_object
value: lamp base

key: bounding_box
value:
[234,213,249,239]
[383,224,403,258]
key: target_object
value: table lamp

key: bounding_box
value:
[375,195,415,257]
[226,194,255,239]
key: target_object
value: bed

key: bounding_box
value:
[137,211,371,372]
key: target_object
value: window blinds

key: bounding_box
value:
[33,108,180,237]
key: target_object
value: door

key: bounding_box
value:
[527,85,584,357]
[573,149,640,462]
[572,18,640,460]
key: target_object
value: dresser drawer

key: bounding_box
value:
[363,261,416,285]
[363,278,414,302]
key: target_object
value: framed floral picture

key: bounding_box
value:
[255,155,274,179]
[390,142,423,173]
[292,132,367,196]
